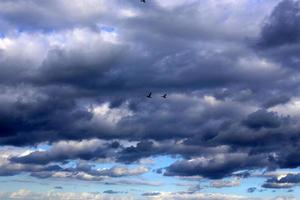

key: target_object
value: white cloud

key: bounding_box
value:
[92,102,133,125]
[0,189,134,200]
[210,178,240,188]
[145,192,258,200]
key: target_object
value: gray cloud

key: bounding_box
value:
[247,187,257,193]
[242,109,283,130]
[10,139,119,164]
[142,192,161,197]
[258,0,300,48]
[210,179,240,188]
[0,0,300,191]
[164,153,268,179]
[263,95,290,109]
[103,190,127,194]
[262,173,300,189]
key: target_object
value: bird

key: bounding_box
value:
[146,92,152,98]
[141,0,146,3]
[161,94,167,98]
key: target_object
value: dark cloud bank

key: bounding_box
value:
[0,0,300,192]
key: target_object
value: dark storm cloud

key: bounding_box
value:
[0,1,285,91]
[34,40,125,89]
[117,141,157,163]
[3,93,300,179]
[1,0,300,186]
[8,100,300,179]
[0,94,95,145]
[209,110,295,150]
[281,153,300,169]
[258,0,300,48]
[263,95,290,108]
[0,27,284,147]
[0,0,109,32]
[242,109,282,130]
[117,96,250,142]
[257,0,300,70]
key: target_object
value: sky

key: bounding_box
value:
[0,0,300,199]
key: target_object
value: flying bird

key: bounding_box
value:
[141,0,146,3]
[146,92,152,98]
[161,94,167,98]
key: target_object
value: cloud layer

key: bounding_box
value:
[0,0,300,198]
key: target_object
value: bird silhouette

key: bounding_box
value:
[146,92,152,98]
[141,0,146,3]
[161,94,167,98]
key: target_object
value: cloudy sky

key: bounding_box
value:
[0,0,300,199]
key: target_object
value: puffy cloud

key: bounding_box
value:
[94,165,149,177]
[10,139,119,164]
[164,153,268,179]
[141,192,257,200]
[0,189,297,200]
[262,173,300,189]
[0,147,62,176]
[34,163,149,182]
[210,178,241,188]
[0,189,133,200]
[0,145,150,184]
